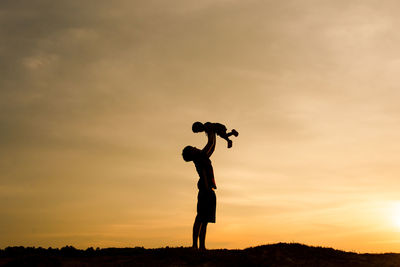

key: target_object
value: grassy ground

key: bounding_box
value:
[1,243,400,267]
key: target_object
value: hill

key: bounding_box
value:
[1,243,400,266]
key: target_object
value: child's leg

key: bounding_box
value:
[226,138,233,148]
[217,129,237,148]
[226,129,239,137]
[219,134,233,148]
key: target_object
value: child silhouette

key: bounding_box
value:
[192,121,238,148]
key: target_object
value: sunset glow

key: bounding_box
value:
[391,203,400,229]
[2,0,400,253]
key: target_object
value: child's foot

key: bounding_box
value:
[227,140,232,148]
[231,129,239,137]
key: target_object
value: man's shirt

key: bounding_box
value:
[193,150,217,190]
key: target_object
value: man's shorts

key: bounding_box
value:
[197,189,216,223]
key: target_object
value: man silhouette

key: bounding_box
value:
[182,127,217,250]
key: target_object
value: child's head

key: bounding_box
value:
[192,122,204,133]
[182,145,197,162]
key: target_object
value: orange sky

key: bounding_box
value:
[2,0,400,252]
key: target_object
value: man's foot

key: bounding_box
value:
[227,140,232,148]
[231,129,239,137]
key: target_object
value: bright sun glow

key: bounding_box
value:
[391,203,400,229]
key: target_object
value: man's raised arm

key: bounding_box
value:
[202,127,216,157]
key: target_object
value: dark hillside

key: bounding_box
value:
[1,243,400,267]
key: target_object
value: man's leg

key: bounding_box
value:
[199,222,208,250]
[192,215,201,249]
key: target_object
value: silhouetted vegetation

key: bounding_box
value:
[1,243,400,266]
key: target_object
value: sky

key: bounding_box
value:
[2,0,400,253]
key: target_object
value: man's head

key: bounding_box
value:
[182,145,198,162]
[192,122,204,133]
